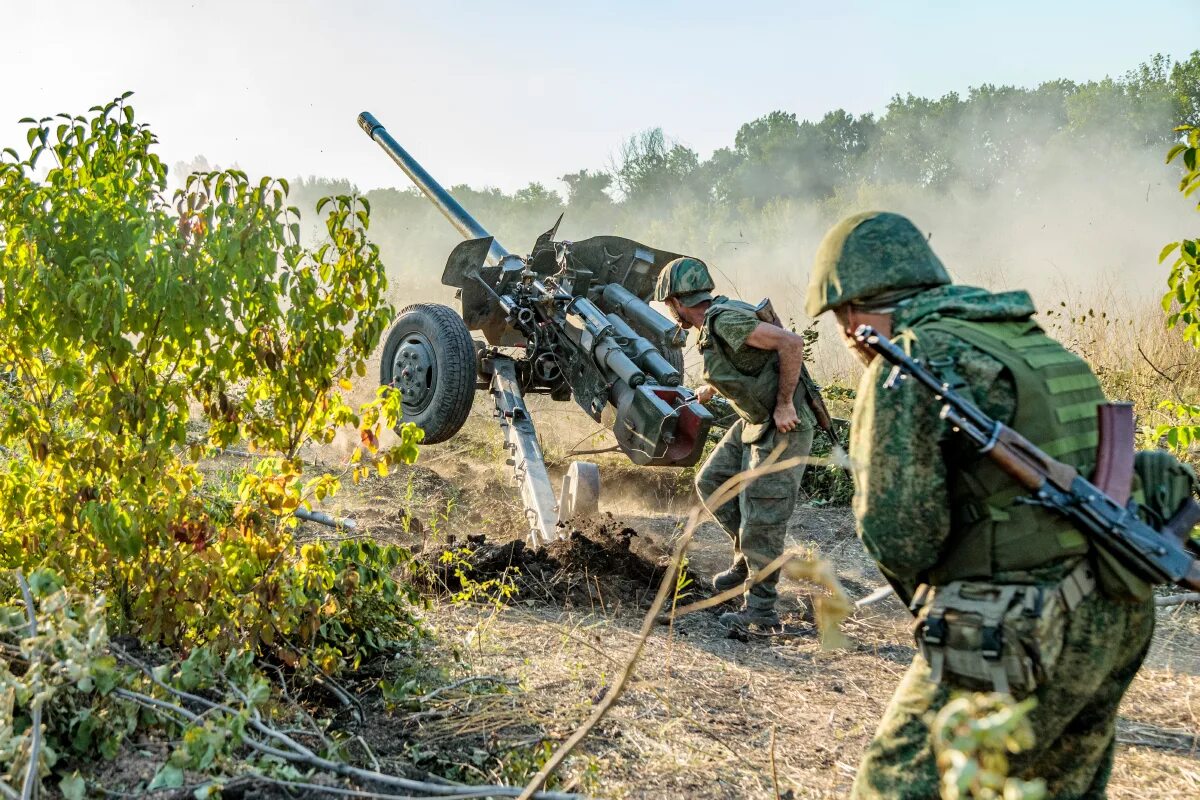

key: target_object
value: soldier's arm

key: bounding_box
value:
[850,333,951,601]
[744,322,806,433]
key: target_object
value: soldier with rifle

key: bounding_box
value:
[655,257,817,631]
[806,211,1200,797]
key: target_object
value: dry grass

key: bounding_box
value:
[403,501,1200,799]
[421,595,1198,799]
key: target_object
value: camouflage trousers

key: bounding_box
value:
[851,589,1156,799]
[694,418,813,611]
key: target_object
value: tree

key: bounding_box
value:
[1169,51,1200,129]
[0,95,421,653]
[1156,125,1200,449]
[612,128,703,207]
[562,169,613,208]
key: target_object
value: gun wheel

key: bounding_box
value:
[380,303,476,444]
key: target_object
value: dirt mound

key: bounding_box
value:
[418,515,676,612]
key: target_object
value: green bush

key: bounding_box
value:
[0,93,424,661]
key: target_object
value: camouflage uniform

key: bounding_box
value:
[694,303,815,613]
[655,259,816,617]
[806,214,1156,798]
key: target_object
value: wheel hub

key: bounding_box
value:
[392,334,437,412]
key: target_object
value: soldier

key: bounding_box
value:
[654,257,815,630]
[806,211,1156,797]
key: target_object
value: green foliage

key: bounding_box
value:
[0,579,128,792]
[933,692,1046,800]
[434,547,519,608]
[1157,124,1200,449]
[0,95,422,656]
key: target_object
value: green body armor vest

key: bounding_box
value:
[698,298,817,443]
[698,298,781,427]
[913,318,1107,585]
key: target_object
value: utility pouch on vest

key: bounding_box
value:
[910,560,1096,696]
[1097,449,1200,602]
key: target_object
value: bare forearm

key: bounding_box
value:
[775,340,804,410]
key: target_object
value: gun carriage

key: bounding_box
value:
[357,112,714,546]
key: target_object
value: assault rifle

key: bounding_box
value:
[855,325,1200,591]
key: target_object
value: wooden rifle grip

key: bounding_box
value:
[1091,402,1135,505]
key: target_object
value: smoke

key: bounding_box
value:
[279,57,1197,392]
[662,138,1194,382]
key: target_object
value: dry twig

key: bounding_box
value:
[769,725,782,799]
[15,572,40,800]
[110,683,578,799]
[1156,592,1200,607]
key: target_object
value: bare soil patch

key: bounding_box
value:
[418,516,682,614]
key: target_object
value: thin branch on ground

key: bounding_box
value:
[415,675,518,705]
[769,725,782,800]
[15,571,41,800]
[312,669,365,723]
[109,685,580,800]
[516,508,699,800]
[854,585,896,609]
[224,773,532,800]
[1156,592,1200,607]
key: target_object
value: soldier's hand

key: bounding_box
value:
[695,384,716,404]
[774,402,800,433]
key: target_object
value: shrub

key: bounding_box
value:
[0,93,422,662]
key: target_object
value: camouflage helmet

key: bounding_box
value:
[654,257,715,307]
[805,211,951,317]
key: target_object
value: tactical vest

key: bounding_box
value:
[698,299,782,426]
[912,318,1106,585]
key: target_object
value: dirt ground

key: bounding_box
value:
[277,405,1200,800]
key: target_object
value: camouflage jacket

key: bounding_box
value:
[849,286,1043,602]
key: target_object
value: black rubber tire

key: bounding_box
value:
[379,303,476,444]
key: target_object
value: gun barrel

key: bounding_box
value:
[606,313,681,386]
[598,283,687,351]
[358,111,508,265]
[565,298,646,388]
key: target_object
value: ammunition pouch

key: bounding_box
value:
[911,560,1096,696]
[1095,450,1198,602]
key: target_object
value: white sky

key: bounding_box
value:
[2,0,1197,193]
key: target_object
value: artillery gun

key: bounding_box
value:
[357,112,714,546]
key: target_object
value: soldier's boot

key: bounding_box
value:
[712,558,749,592]
[718,604,781,631]
[719,585,781,631]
